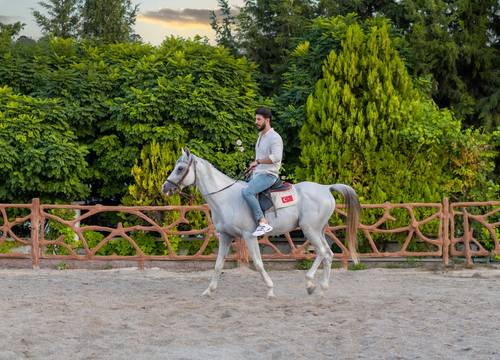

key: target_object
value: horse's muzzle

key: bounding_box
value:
[162,182,176,196]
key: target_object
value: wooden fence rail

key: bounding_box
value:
[0,198,498,269]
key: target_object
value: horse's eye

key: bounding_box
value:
[177,167,184,173]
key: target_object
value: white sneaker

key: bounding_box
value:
[252,223,273,237]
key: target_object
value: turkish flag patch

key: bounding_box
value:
[281,195,294,203]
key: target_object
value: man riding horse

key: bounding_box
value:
[162,110,360,298]
[242,107,284,237]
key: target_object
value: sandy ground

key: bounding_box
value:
[0,266,499,360]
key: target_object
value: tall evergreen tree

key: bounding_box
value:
[210,0,238,56]
[80,0,139,43]
[273,15,366,175]
[298,23,496,203]
[32,0,81,38]
[237,0,316,96]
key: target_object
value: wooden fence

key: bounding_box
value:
[0,198,498,269]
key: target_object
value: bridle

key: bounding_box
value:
[167,156,241,197]
[165,157,194,193]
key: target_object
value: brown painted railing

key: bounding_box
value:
[0,198,498,268]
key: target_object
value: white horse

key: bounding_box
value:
[162,149,360,298]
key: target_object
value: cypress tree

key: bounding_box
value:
[297,23,450,203]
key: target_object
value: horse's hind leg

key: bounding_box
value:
[202,232,232,297]
[319,232,334,291]
[305,254,323,295]
[302,227,332,294]
[244,235,275,299]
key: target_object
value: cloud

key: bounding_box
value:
[138,7,239,29]
[0,15,15,23]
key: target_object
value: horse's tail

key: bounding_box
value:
[330,184,361,265]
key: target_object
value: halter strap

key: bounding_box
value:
[167,157,194,191]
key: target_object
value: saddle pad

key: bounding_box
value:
[269,186,298,209]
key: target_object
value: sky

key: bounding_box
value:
[0,0,243,45]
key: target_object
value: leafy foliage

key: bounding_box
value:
[126,140,182,206]
[0,22,25,47]
[317,0,500,129]
[0,86,89,202]
[0,36,262,202]
[0,5,497,209]
[298,22,498,204]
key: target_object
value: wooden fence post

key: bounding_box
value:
[443,198,450,266]
[462,209,472,266]
[31,198,41,269]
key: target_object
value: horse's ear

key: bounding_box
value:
[181,147,186,156]
[185,147,191,158]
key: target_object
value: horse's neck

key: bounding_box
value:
[194,156,236,202]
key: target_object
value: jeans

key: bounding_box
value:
[241,173,278,223]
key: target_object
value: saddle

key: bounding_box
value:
[258,179,296,213]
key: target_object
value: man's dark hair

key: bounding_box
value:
[255,107,272,120]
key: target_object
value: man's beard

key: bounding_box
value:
[257,124,266,131]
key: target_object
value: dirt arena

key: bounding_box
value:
[0,266,499,360]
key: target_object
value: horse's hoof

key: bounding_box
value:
[267,290,276,299]
[306,284,316,295]
[202,288,212,297]
[306,279,316,295]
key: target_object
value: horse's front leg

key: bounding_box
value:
[244,233,275,299]
[202,232,232,297]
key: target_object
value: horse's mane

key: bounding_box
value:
[193,155,237,181]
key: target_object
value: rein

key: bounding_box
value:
[196,160,249,196]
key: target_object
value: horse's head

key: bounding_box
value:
[162,148,196,196]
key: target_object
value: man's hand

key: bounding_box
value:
[244,160,258,176]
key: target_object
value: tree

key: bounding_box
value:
[0,21,25,47]
[105,37,261,188]
[317,0,403,21]
[210,0,238,56]
[298,22,497,203]
[80,0,139,43]
[403,0,499,128]
[32,0,81,38]
[237,0,317,96]
[0,21,24,38]
[273,15,363,175]
[317,0,500,129]
[0,86,89,202]
[126,141,182,207]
